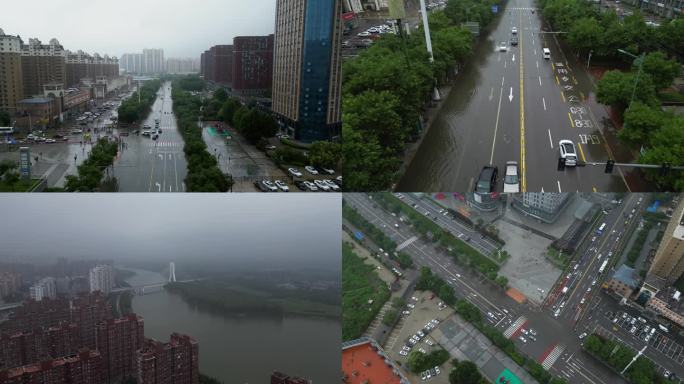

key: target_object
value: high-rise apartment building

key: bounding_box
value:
[233,35,274,97]
[65,50,119,87]
[135,333,199,384]
[272,0,342,142]
[0,271,21,300]
[121,53,144,74]
[89,264,114,294]
[165,58,197,74]
[511,193,571,223]
[0,349,104,384]
[29,277,57,302]
[202,45,233,85]
[648,199,684,282]
[142,48,164,75]
[20,38,66,98]
[96,314,145,382]
[0,29,23,115]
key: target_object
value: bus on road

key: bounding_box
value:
[597,222,607,235]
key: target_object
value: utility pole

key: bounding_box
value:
[621,345,647,374]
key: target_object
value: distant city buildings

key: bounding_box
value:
[96,314,145,382]
[89,265,114,294]
[20,38,66,98]
[121,48,165,75]
[272,0,342,142]
[65,50,119,87]
[0,272,21,300]
[511,193,571,223]
[29,277,57,301]
[0,349,104,384]
[166,57,199,74]
[342,0,389,12]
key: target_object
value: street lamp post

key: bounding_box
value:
[617,49,645,109]
[587,50,593,68]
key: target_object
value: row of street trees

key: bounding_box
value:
[583,334,663,384]
[171,76,232,192]
[344,4,490,191]
[64,138,119,192]
[117,80,161,124]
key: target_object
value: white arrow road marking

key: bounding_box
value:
[509,87,514,102]
[155,182,161,192]
[512,54,516,62]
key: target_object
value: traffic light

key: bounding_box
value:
[660,162,671,176]
[605,159,615,174]
[557,157,566,171]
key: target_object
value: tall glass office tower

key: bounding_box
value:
[272,0,342,143]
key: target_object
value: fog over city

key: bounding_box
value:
[1,0,276,57]
[0,194,340,272]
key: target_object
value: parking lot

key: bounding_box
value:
[385,290,453,384]
[604,310,684,379]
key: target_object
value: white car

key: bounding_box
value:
[418,348,427,354]
[435,366,441,375]
[512,27,518,34]
[503,161,520,193]
[579,332,588,339]
[45,138,57,144]
[519,336,527,343]
[288,168,302,177]
[314,179,330,191]
[274,180,289,192]
[303,181,318,192]
[425,339,434,346]
[320,167,335,175]
[305,166,319,175]
[325,179,340,191]
[399,350,408,356]
[262,180,278,192]
[499,42,508,52]
[559,140,577,166]
[357,31,371,37]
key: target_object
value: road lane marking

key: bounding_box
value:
[593,186,597,192]
[490,87,505,164]
[489,87,494,101]
[561,91,566,103]
[502,76,505,87]
[539,76,542,86]
[504,60,507,69]
[519,10,527,192]
[568,112,574,128]
[542,97,547,110]
[557,180,562,192]
[548,129,553,148]
[577,142,587,162]
[536,60,539,69]
[555,75,560,85]
[552,62,555,71]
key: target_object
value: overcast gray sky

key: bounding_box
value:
[1,0,276,58]
[0,194,341,271]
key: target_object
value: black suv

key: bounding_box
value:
[511,35,518,46]
[476,166,498,193]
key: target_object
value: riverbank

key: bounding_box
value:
[165,279,340,319]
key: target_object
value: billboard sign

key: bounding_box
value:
[19,147,31,180]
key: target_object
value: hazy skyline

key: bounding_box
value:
[0,194,340,272]
[1,0,276,58]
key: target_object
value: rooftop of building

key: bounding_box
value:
[18,97,53,104]
[612,264,639,288]
[342,338,408,384]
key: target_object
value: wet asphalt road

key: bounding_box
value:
[397,0,631,193]
[112,82,188,192]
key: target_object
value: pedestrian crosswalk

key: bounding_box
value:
[503,316,527,338]
[541,344,566,369]
[147,141,181,148]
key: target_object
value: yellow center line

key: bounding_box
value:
[577,141,587,162]
[551,62,555,71]
[555,75,560,85]
[519,10,526,192]
[561,91,566,103]
[593,186,598,192]
[568,112,574,128]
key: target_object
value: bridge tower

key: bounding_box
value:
[169,262,176,282]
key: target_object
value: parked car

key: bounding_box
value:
[476,166,498,193]
[559,139,577,166]
[314,179,330,191]
[274,180,289,192]
[503,161,520,192]
[305,165,319,175]
[288,168,303,177]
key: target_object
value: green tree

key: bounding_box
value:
[0,111,10,126]
[308,141,341,169]
[213,88,228,103]
[596,70,658,112]
[0,159,17,177]
[619,102,666,147]
[638,51,681,91]
[449,361,482,384]
[342,127,399,191]
[343,90,405,150]
[218,97,243,125]
[3,171,20,191]
[639,116,684,190]
[568,17,603,56]
[495,275,508,289]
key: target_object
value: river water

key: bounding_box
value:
[124,268,340,384]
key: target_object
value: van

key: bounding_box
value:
[543,48,551,60]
